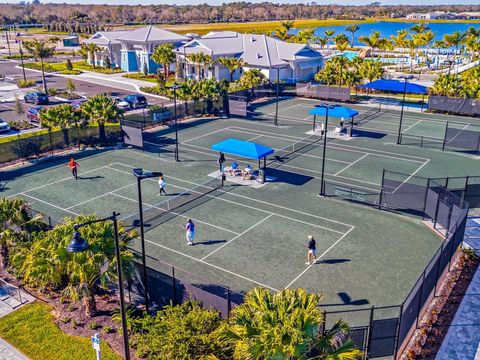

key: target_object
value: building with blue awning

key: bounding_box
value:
[358,79,428,95]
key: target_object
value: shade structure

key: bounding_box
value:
[309,105,359,119]
[211,138,274,160]
[358,79,428,95]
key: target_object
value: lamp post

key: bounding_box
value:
[4,27,11,58]
[168,84,181,162]
[396,75,414,145]
[132,168,163,313]
[319,104,335,196]
[66,212,130,360]
[274,67,280,126]
[18,37,26,82]
[446,60,455,76]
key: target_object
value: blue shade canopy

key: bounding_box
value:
[358,79,428,95]
[309,105,359,119]
[211,138,274,160]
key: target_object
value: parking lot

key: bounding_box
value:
[0,59,170,133]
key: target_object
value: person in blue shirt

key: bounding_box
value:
[228,161,239,176]
[185,219,195,246]
[242,164,253,180]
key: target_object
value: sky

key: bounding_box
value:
[4,0,480,5]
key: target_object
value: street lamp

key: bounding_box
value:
[446,60,455,76]
[318,104,335,196]
[167,84,182,162]
[132,168,163,313]
[396,75,415,145]
[17,37,26,82]
[66,212,130,360]
[273,66,288,127]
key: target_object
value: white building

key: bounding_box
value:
[175,31,323,83]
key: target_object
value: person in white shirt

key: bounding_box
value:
[158,176,167,196]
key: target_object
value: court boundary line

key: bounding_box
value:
[111,162,355,230]
[21,193,80,216]
[445,123,471,145]
[391,159,431,194]
[7,164,111,199]
[285,226,355,288]
[66,181,137,210]
[201,214,274,261]
[334,154,369,176]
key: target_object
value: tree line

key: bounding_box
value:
[1,3,480,26]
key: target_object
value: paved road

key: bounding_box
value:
[0,338,28,360]
[0,59,170,125]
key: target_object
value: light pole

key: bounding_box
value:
[132,168,163,313]
[168,84,181,162]
[17,37,26,82]
[274,67,280,126]
[446,60,455,76]
[396,75,414,145]
[319,104,335,196]
[66,212,130,360]
[4,27,12,57]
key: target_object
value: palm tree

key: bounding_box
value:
[324,29,336,50]
[239,68,266,98]
[280,20,294,32]
[198,78,222,114]
[40,104,79,146]
[410,23,429,34]
[315,320,363,360]
[345,24,359,47]
[0,197,43,269]
[316,36,328,50]
[359,60,385,83]
[151,43,176,81]
[275,27,290,41]
[463,34,480,62]
[443,31,466,62]
[83,43,102,69]
[431,73,461,97]
[81,94,120,144]
[216,57,245,82]
[186,52,211,81]
[359,31,381,58]
[23,37,56,94]
[177,78,194,114]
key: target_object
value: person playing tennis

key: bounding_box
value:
[158,176,167,196]
[306,235,317,265]
[185,219,195,246]
[68,157,79,180]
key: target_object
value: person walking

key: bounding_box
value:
[218,151,226,173]
[68,157,79,180]
[158,176,167,196]
[185,219,195,246]
[306,235,317,265]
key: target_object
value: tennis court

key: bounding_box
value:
[3,97,479,312]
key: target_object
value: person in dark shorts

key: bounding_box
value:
[68,157,79,180]
[306,235,317,265]
[218,152,226,173]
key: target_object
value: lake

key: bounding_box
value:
[290,21,480,46]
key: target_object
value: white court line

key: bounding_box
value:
[7,165,110,198]
[201,214,274,261]
[248,135,264,141]
[179,127,226,144]
[445,123,470,145]
[112,162,354,230]
[109,165,346,235]
[401,120,422,134]
[334,154,369,176]
[66,182,136,210]
[144,238,279,292]
[392,159,431,194]
[111,192,240,235]
[285,226,355,288]
[21,193,79,216]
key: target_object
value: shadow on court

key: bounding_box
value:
[77,175,104,180]
[193,239,227,246]
[267,168,313,186]
[321,292,370,307]
[317,258,351,265]
[352,129,387,139]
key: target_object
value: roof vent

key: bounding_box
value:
[251,37,256,42]
[257,53,262,59]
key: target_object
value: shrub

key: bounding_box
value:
[59,69,81,75]
[2,54,35,60]
[88,322,99,330]
[140,86,171,97]
[65,59,73,71]
[103,325,114,334]
[47,88,58,96]
[17,79,36,88]
[62,317,71,324]
[9,120,35,131]
[11,137,42,159]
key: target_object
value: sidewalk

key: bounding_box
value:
[435,218,480,360]
[0,338,28,360]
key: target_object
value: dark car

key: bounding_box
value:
[24,92,49,105]
[123,94,148,109]
[27,106,44,123]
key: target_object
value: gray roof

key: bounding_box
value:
[114,26,188,43]
[85,30,129,46]
[177,31,322,68]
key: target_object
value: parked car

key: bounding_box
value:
[112,96,131,111]
[24,92,49,105]
[123,94,148,109]
[0,120,11,133]
[27,106,44,123]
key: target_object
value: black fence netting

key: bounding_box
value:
[428,95,480,116]
[0,125,122,167]
[296,83,351,102]
[444,126,480,154]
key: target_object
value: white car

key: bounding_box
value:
[112,97,131,111]
[0,120,11,133]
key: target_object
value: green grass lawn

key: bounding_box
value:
[0,302,121,360]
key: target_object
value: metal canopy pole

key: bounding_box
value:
[320,107,330,196]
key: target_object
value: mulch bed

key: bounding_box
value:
[401,251,480,359]
[0,269,139,359]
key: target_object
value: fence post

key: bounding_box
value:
[393,303,404,360]
[378,169,385,208]
[227,289,231,318]
[463,176,470,202]
[434,244,444,297]
[365,306,375,360]
[421,136,424,148]
[172,266,177,305]
[476,133,480,158]
[416,271,426,328]
[448,229,457,272]
[321,310,327,337]
[442,121,449,152]
[445,177,450,189]
[433,189,442,230]
[422,178,431,220]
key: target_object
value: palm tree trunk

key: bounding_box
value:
[40,58,48,94]
[0,243,9,269]
[230,70,234,83]
[61,128,70,146]
[98,123,106,145]
[197,64,201,81]
[91,52,96,69]
[164,63,168,81]
[83,291,97,317]
[75,122,80,150]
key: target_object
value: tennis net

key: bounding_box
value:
[122,176,222,232]
[267,133,323,167]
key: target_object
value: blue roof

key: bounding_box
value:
[358,79,428,95]
[309,105,359,119]
[211,138,274,160]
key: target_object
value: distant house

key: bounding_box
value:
[85,26,188,73]
[405,11,457,20]
[62,35,79,47]
[457,12,480,20]
[175,31,323,83]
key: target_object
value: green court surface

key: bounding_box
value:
[3,97,480,311]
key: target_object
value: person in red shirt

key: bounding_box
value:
[68,157,79,180]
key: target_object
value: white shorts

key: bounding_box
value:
[308,249,317,256]
[186,231,195,242]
